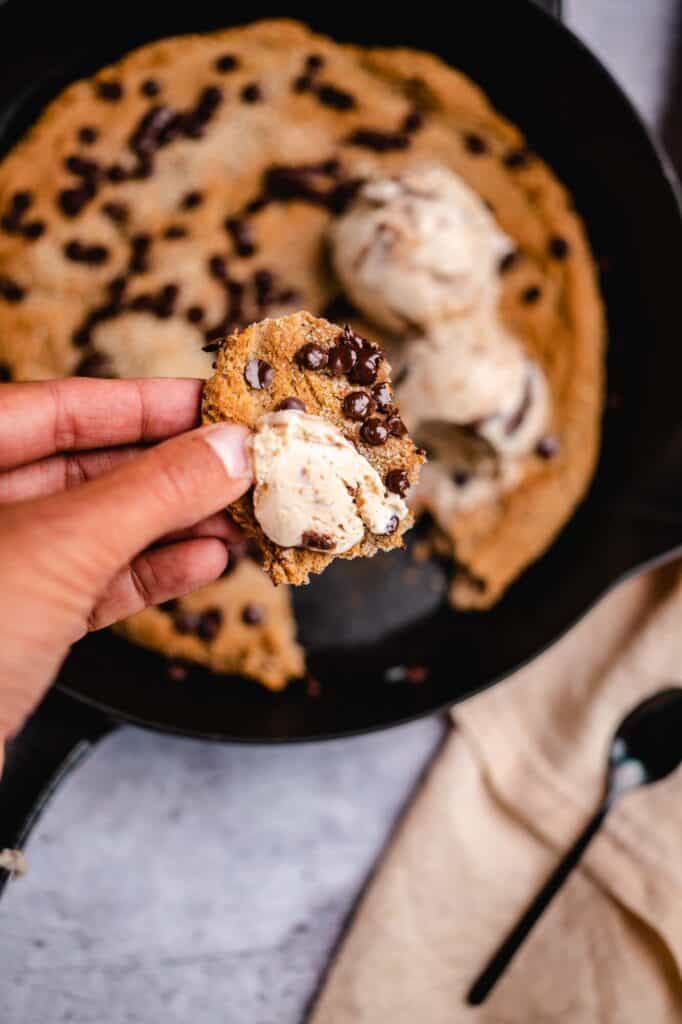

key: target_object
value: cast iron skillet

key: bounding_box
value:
[1,0,682,882]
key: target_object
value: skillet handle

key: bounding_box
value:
[0,687,117,895]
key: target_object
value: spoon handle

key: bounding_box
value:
[467,803,608,1005]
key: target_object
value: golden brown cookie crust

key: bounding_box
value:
[0,18,605,611]
[202,312,424,585]
[116,559,305,690]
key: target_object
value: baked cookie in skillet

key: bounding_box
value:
[0,17,604,616]
[117,553,305,690]
[202,312,425,586]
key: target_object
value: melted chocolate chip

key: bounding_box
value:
[141,78,161,97]
[187,305,205,324]
[385,469,409,497]
[181,190,203,210]
[155,283,179,318]
[107,164,128,183]
[74,351,114,378]
[321,294,357,321]
[130,104,178,159]
[386,415,407,437]
[163,224,187,239]
[241,83,262,103]
[343,390,375,421]
[173,609,202,634]
[317,84,356,110]
[0,276,25,302]
[464,132,487,154]
[215,54,239,72]
[296,343,328,371]
[346,129,409,152]
[293,74,312,93]
[22,220,45,240]
[521,285,542,305]
[402,110,423,134]
[361,418,389,445]
[348,347,381,385]
[102,201,128,225]
[498,249,519,274]
[328,341,357,376]
[371,381,393,412]
[327,178,364,214]
[202,341,221,352]
[0,214,19,234]
[129,234,151,274]
[65,155,101,181]
[0,362,12,381]
[12,191,32,213]
[306,54,324,70]
[452,469,471,487]
[242,603,265,625]
[503,147,531,169]
[64,240,109,265]
[301,531,335,551]
[253,268,275,309]
[198,607,223,640]
[58,184,95,218]
[244,358,274,389]
[78,125,98,145]
[225,217,256,257]
[277,396,306,412]
[209,254,228,280]
[194,85,223,124]
[96,80,123,101]
[548,235,570,259]
[536,434,560,459]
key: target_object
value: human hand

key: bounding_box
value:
[0,377,253,751]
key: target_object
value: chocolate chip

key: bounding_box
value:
[198,607,223,640]
[96,80,123,101]
[215,54,239,72]
[22,220,45,240]
[382,514,400,536]
[361,418,389,445]
[166,660,188,682]
[130,104,178,159]
[74,351,114,378]
[241,83,262,103]
[386,416,407,437]
[244,358,274,389]
[163,224,187,239]
[296,343,328,371]
[141,78,161,97]
[452,469,471,486]
[242,603,265,625]
[65,154,101,181]
[503,147,531,169]
[0,213,19,233]
[498,249,519,274]
[173,609,202,634]
[321,294,357,321]
[464,132,487,154]
[385,469,409,497]
[155,283,179,318]
[277,396,306,412]
[328,341,357,376]
[194,85,223,124]
[159,599,178,612]
[186,305,205,324]
[301,531,335,551]
[306,54,324,70]
[343,390,375,420]
[0,276,25,302]
[253,268,275,308]
[521,285,542,304]
[371,381,393,412]
[293,74,313,93]
[317,84,356,110]
[129,233,151,274]
[548,235,570,259]
[402,110,423,134]
[181,190,203,210]
[107,164,128,183]
[225,217,256,257]
[78,125,98,145]
[0,361,12,381]
[129,293,154,312]
[536,434,560,459]
[57,185,95,218]
[348,129,410,152]
[276,287,299,305]
[11,190,32,213]
[246,197,268,215]
[348,347,381,385]
[102,201,128,225]
[327,178,364,214]
[202,341,221,352]
[208,254,228,279]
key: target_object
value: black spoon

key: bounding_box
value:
[467,686,682,1006]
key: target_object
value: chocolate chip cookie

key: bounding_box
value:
[202,312,424,585]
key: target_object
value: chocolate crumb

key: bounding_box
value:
[173,609,202,634]
[346,129,409,152]
[0,276,25,302]
[225,217,256,257]
[306,54,325,70]
[208,254,228,280]
[244,358,274,389]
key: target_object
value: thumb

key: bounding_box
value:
[29,421,253,591]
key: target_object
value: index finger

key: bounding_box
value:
[0,377,205,471]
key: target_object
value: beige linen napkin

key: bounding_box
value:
[312,564,682,1022]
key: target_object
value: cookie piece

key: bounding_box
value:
[202,312,425,585]
[115,557,305,690]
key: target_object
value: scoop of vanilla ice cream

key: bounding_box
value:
[329,164,513,333]
[251,410,408,553]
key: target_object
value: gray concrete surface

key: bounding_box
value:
[0,3,678,1021]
